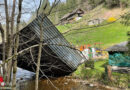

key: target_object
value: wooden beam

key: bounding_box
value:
[111,66,130,73]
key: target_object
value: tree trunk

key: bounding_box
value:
[12,0,23,90]
[4,0,13,84]
[107,65,113,81]
[6,0,17,85]
[0,23,6,77]
[55,6,59,24]
[35,18,43,90]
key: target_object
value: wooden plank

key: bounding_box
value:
[111,66,130,73]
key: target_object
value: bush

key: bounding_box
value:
[85,60,94,69]
[107,17,116,22]
[105,0,130,8]
[105,0,120,8]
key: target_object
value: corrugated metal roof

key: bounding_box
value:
[21,14,85,70]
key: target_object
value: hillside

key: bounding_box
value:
[57,6,130,48]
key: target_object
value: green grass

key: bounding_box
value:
[94,60,107,72]
[73,60,130,88]
[58,22,130,48]
[57,6,130,88]
[73,60,108,79]
[56,6,130,48]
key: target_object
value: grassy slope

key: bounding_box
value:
[58,22,130,48]
[73,60,108,78]
[57,6,130,48]
[57,6,130,88]
[73,60,130,88]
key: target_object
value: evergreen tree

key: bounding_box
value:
[105,0,120,8]
[88,0,105,8]
[120,0,130,8]
[66,0,77,11]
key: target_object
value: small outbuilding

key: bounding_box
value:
[60,8,84,24]
[0,14,85,77]
[106,41,130,67]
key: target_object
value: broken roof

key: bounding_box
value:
[60,8,84,21]
[0,14,86,77]
[19,14,85,69]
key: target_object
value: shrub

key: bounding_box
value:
[107,17,116,22]
[85,60,94,69]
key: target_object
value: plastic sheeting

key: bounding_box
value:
[109,53,130,67]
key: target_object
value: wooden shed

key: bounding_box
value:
[0,14,85,77]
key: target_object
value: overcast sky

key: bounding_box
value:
[0,0,66,23]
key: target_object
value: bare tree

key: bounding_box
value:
[4,0,12,84]
[0,0,83,90]
[12,0,23,90]
[6,0,16,84]
[35,0,61,89]
[0,23,6,77]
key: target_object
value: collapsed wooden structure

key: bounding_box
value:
[60,8,84,24]
[0,14,85,77]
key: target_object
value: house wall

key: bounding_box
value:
[109,52,130,67]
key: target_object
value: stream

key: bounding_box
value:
[16,68,113,90]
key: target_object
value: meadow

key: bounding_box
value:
[58,22,130,48]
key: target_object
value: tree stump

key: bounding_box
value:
[107,65,114,81]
